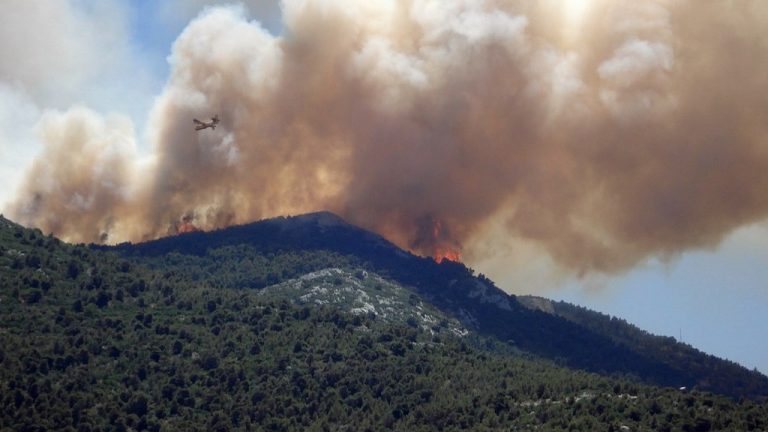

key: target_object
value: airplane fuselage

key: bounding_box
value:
[194,116,219,131]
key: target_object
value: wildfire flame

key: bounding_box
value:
[176,214,200,234]
[430,219,461,263]
[177,222,199,234]
[434,246,461,263]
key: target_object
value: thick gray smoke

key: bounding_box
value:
[9,0,768,275]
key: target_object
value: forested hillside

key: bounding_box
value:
[519,295,768,400]
[2,214,768,431]
[104,212,768,399]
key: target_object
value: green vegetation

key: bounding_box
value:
[104,212,768,398]
[520,295,768,400]
[2,214,768,431]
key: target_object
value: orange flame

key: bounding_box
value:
[177,221,200,234]
[430,219,461,263]
[434,246,461,263]
[176,214,200,234]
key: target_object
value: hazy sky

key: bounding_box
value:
[0,0,766,375]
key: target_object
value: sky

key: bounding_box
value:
[0,0,766,375]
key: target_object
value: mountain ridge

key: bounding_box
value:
[101,211,768,399]
[3,213,768,430]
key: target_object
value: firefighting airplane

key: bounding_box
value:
[193,115,219,131]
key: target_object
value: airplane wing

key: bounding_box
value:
[193,119,205,125]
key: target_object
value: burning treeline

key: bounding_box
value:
[9,0,768,274]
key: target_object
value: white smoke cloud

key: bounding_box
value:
[598,39,675,121]
[13,107,140,242]
[0,0,158,210]
[7,0,768,280]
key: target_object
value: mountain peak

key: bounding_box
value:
[267,211,350,230]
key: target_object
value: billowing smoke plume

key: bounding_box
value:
[11,107,141,243]
[9,0,768,275]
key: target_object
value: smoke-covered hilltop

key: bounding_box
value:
[9,0,768,275]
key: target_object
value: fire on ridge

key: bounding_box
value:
[8,1,768,277]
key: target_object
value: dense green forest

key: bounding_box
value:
[518,295,768,400]
[104,212,768,399]
[2,214,768,431]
